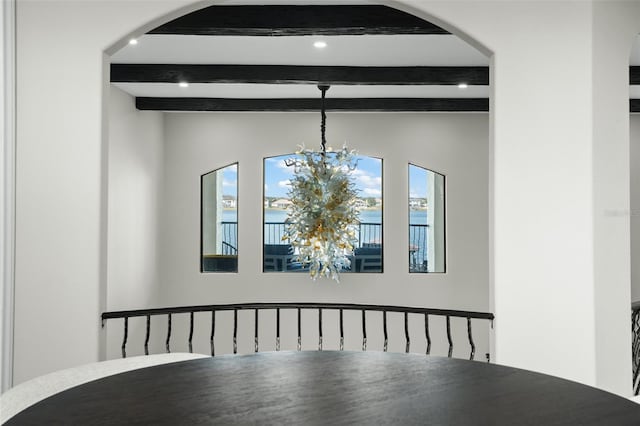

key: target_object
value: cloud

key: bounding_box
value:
[264,183,269,191]
[226,164,237,174]
[222,179,236,187]
[278,180,292,189]
[357,175,382,188]
[363,188,382,197]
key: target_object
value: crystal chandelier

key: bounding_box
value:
[282,85,360,282]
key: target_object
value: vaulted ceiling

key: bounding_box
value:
[110,4,640,113]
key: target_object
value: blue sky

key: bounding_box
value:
[263,154,382,199]
[409,164,429,199]
[221,163,238,197]
[221,158,434,200]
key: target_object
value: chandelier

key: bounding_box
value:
[282,85,360,282]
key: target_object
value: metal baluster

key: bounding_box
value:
[121,317,128,358]
[144,315,150,356]
[467,317,475,360]
[210,311,216,356]
[446,315,453,358]
[318,308,323,351]
[166,314,172,353]
[383,311,388,352]
[634,310,640,393]
[339,309,344,351]
[276,308,280,351]
[362,310,367,351]
[404,312,410,353]
[297,308,302,351]
[254,309,259,353]
[425,313,431,355]
[188,312,194,353]
[233,309,238,354]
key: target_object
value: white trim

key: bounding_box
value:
[1,0,16,393]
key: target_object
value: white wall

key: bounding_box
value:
[631,115,640,303]
[591,2,640,392]
[106,86,164,359]
[407,0,640,394]
[157,112,490,357]
[13,0,194,384]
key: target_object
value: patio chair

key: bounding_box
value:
[263,244,303,271]
[353,247,382,272]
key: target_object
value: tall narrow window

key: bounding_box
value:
[263,154,383,273]
[409,164,445,273]
[201,163,238,272]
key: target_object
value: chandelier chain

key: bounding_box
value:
[318,85,329,154]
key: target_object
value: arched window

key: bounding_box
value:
[201,163,238,272]
[263,154,383,273]
[409,164,445,273]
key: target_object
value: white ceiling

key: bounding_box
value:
[113,82,490,99]
[111,34,489,67]
[111,32,489,100]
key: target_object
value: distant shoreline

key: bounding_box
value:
[262,207,426,211]
[264,207,383,211]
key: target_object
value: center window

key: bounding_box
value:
[263,154,383,273]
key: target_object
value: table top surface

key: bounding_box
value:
[7,351,640,425]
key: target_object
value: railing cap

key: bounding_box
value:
[102,302,494,321]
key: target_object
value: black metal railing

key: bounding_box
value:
[632,302,640,395]
[241,221,429,267]
[221,241,237,255]
[221,222,237,252]
[409,224,429,271]
[264,222,286,245]
[264,222,384,247]
[102,302,494,361]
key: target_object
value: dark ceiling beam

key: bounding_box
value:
[631,99,640,112]
[148,5,449,36]
[631,67,640,85]
[112,64,489,86]
[135,97,489,112]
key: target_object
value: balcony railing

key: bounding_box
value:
[221,221,237,254]
[102,302,495,361]
[633,302,640,395]
[223,221,429,270]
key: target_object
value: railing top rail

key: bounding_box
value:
[102,302,494,321]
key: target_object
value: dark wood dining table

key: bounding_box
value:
[7,351,640,425]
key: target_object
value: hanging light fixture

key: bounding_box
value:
[282,85,360,282]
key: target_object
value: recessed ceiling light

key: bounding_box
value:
[313,41,327,49]
[129,38,138,45]
[179,82,189,88]
[457,83,468,89]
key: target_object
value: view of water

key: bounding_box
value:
[223,208,427,224]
